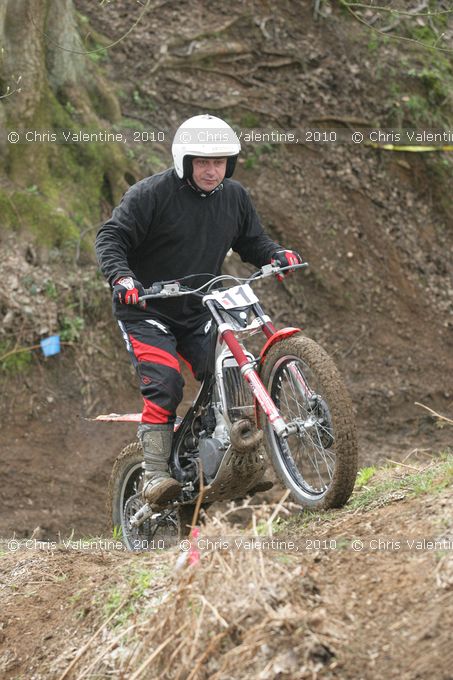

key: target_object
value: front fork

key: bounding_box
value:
[218,326,292,438]
[204,301,310,438]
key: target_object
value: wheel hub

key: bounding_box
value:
[307,395,334,448]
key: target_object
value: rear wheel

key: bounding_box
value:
[108,442,195,550]
[259,334,358,509]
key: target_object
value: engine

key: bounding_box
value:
[176,405,230,486]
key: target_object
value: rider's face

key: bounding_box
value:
[192,157,227,192]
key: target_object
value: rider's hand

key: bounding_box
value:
[270,249,303,282]
[112,276,147,308]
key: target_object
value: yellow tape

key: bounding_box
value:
[366,142,453,152]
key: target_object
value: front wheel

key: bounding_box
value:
[259,334,358,509]
[108,442,195,551]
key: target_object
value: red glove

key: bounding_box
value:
[113,276,146,308]
[270,249,303,281]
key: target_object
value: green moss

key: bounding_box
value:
[244,143,278,169]
[1,84,130,253]
[410,25,439,48]
[0,342,33,373]
[240,112,260,128]
[0,188,78,247]
[87,76,122,122]
[87,48,109,64]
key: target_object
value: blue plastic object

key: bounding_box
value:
[40,335,61,357]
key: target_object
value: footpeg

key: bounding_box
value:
[129,502,153,528]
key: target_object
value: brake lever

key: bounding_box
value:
[139,281,183,302]
[246,262,309,284]
[161,282,181,295]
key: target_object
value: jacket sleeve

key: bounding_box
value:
[231,188,281,268]
[95,180,155,286]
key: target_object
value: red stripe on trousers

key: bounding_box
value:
[177,352,195,377]
[141,399,173,424]
[129,334,180,372]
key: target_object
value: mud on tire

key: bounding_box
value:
[259,333,358,509]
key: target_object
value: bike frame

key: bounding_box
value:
[202,297,300,438]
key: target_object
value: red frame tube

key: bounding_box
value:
[221,329,285,429]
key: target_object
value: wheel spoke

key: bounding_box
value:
[271,357,337,496]
[303,427,334,482]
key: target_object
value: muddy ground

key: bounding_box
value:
[1,460,452,679]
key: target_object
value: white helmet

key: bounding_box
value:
[172,114,241,180]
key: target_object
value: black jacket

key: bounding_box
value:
[95,168,281,326]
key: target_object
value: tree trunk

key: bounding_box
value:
[0,0,125,197]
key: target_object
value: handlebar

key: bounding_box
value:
[138,262,308,302]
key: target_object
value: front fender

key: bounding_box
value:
[259,327,302,363]
[255,327,302,428]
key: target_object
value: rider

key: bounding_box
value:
[95,114,302,507]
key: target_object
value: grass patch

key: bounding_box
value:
[240,112,261,128]
[355,466,377,489]
[99,562,170,628]
[59,314,85,343]
[112,525,123,541]
[275,454,453,535]
[348,455,453,511]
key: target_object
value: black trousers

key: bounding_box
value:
[118,317,213,424]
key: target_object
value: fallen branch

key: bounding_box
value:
[256,15,274,39]
[167,14,248,49]
[166,63,255,87]
[169,93,246,111]
[344,1,442,17]
[0,342,74,363]
[415,402,453,426]
[385,458,422,472]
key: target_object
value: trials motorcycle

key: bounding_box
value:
[100,263,358,550]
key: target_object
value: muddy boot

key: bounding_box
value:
[138,424,181,506]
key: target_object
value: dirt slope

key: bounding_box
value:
[1,458,452,679]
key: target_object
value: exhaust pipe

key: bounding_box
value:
[230,419,263,452]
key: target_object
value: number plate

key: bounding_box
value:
[210,284,258,309]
